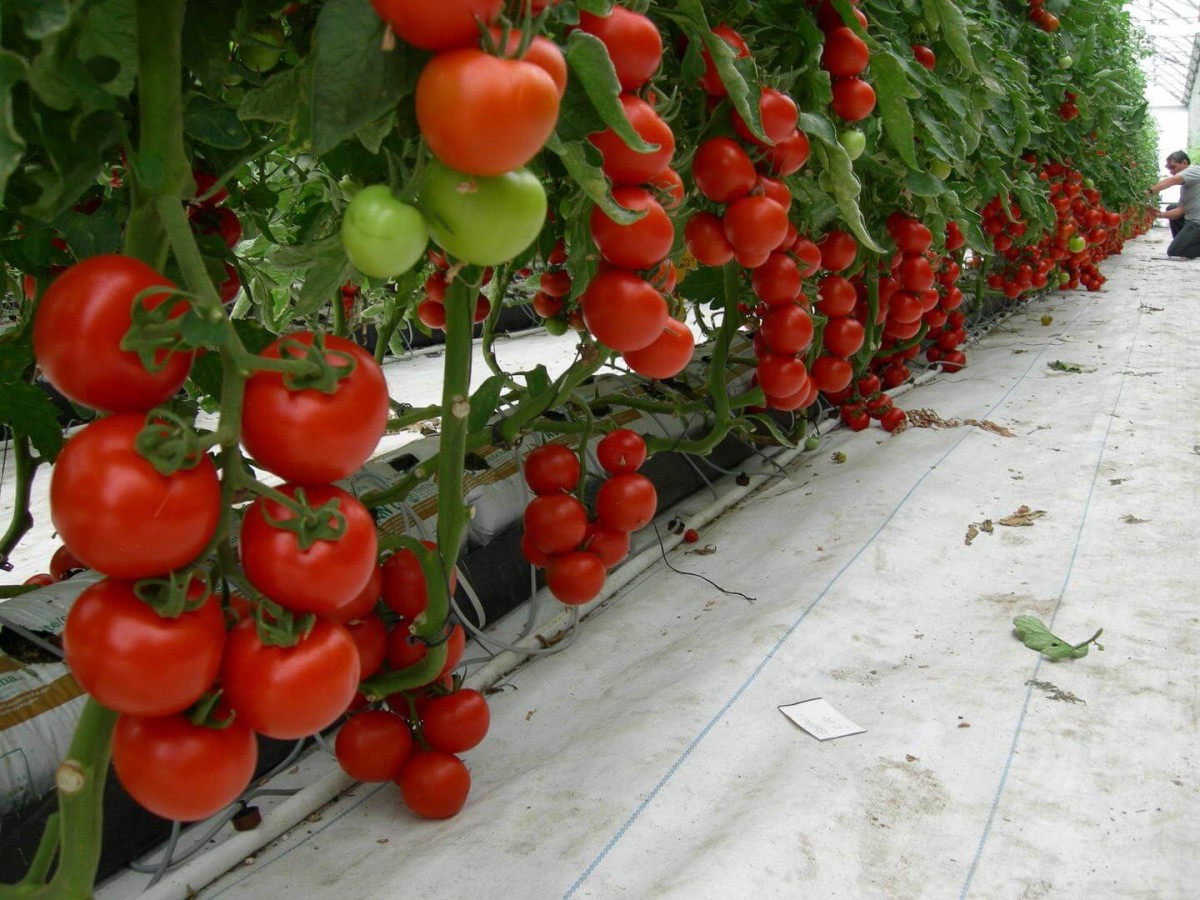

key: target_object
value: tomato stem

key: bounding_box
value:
[0,434,38,572]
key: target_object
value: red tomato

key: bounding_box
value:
[381,540,455,621]
[33,256,190,413]
[590,187,674,270]
[578,6,662,90]
[589,95,675,186]
[647,167,685,210]
[881,406,907,432]
[489,29,567,97]
[532,290,565,319]
[546,551,608,604]
[416,49,559,176]
[49,545,86,580]
[821,28,869,78]
[239,484,377,617]
[816,275,857,316]
[112,711,257,822]
[331,564,383,624]
[596,429,647,474]
[524,494,588,554]
[809,355,853,393]
[346,613,389,679]
[580,522,631,569]
[731,87,799,146]
[50,415,221,579]
[765,129,812,176]
[524,443,581,495]
[755,352,808,398]
[752,253,803,305]
[421,689,490,753]
[759,305,814,355]
[221,617,362,740]
[817,231,857,271]
[699,25,750,96]
[792,236,822,276]
[371,0,503,51]
[540,269,571,298]
[684,212,735,266]
[336,710,414,781]
[241,332,389,484]
[580,268,668,352]
[888,216,933,254]
[831,77,877,121]
[623,318,695,380]
[23,573,55,587]
[417,299,447,329]
[897,254,934,292]
[596,473,657,532]
[692,137,757,203]
[822,316,865,357]
[888,290,924,324]
[397,751,471,819]
[722,195,789,256]
[64,579,225,717]
[912,44,936,70]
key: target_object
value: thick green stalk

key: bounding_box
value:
[123,0,191,267]
[0,435,37,570]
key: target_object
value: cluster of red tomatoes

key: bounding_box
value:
[833,370,907,434]
[416,251,493,330]
[572,6,694,380]
[1058,90,1080,122]
[520,430,656,606]
[813,0,877,123]
[1026,0,1062,33]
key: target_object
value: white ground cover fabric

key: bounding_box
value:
[18,231,1200,899]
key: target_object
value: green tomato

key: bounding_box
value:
[341,185,429,279]
[240,22,284,73]
[1083,177,1095,190]
[804,433,821,451]
[838,129,866,161]
[1059,271,1071,285]
[542,317,569,336]
[421,161,547,266]
[1067,235,1087,253]
[929,159,953,180]
[1057,55,1073,70]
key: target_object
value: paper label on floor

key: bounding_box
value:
[778,698,866,741]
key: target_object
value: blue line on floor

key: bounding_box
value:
[958,302,1145,898]
[565,299,1098,899]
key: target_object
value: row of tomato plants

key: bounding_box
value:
[0,0,1157,895]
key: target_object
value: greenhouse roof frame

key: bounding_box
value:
[1126,0,1200,104]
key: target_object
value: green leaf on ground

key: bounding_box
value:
[1013,615,1103,661]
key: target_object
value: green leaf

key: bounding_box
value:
[185,94,251,150]
[812,140,883,253]
[310,0,418,155]
[926,0,977,73]
[468,375,504,432]
[78,0,138,98]
[525,364,551,397]
[872,51,920,169]
[10,0,75,40]
[0,52,29,200]
[295,248,356,317]
[545,135,640,225]
[182,0,240,89]
[905,170,944,196]
[742,413,799,450]
[187,319,276,402]
[564,32,654,153]
[0,380,65,462]
[53,209,123,257]
[676,262,726,306]
[1013,615,1103,661]
[798,111,836,146]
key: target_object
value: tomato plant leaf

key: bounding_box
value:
[296,246,357,318]
[22,109,123,221]
[1013,615,1103,661]
[871,51,920,170]
[468,375,504,433]
[0,52,29,199]
[563,32,654,153]
[52,208,123,258]
[0,379,65,462]
[8,0,75,41]
[926,0,978,74]
[905,171,944,197]
[742,412,798,450]
[811,140,883,253]
[676,262,725,308]
[525,365,551,397]
[310,0,416,155]
[77,0,137,99]
[182,0,239,89]
[184,95,250,150]
[545,135,640,226]
[797,112,836,147]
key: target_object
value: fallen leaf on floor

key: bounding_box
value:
[686,544,718,556]
[1025,679,1086,704]
[905,754,919,762]
[1013,615,1104,660]
[905,408,1015,437]
[1048,360,1097,373]
[1120,514,1149,524]
[526,710,536,721]
[957,722,971,728]
[964,523,979,545]
[830,451,847,464]
[998,506,1046,526]
[1109,478,1126,485]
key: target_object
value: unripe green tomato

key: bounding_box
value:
[1083,177,1095,190]
[1067,236,1087,253]
[804,433,821,451]
[421,160,547,266]
[929,159,953,180]
[838,129,866,161]
[1059,271,1071,285]
[542,317,570,336]
[240,22,284,73]
[341,185,430,279]
[1057,55,1073,70]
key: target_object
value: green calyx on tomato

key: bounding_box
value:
[838,129,866,161]
[342,185,430,279]
[420,160,547,266]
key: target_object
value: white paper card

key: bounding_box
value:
[778,698,866,741]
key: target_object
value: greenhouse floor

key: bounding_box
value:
[22,228,1200,899]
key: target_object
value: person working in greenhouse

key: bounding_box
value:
[1147,150,1200,259]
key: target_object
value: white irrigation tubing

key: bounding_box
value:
[129,288,1037,900]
